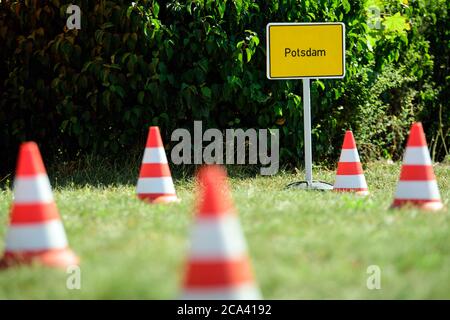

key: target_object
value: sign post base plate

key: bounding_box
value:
[285,181,334,191]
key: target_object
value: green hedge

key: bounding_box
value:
[0,0,448,174]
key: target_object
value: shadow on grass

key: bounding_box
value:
[0,152,282,190]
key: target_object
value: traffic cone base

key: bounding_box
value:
[391,199,444,211]
[391,123,443,211]
[182,283,261,300]
[138,194,180,204]
[0,248,79,269]
[334,131,369,195]
[137,127,179,203]
[334,188,369,196]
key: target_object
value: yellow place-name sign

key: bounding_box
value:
[266,22,345,79]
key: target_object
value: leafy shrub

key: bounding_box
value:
[0,0,448,175]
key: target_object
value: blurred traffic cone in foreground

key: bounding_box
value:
[0,142,79,269]
[136,126,179,204]
[181,165,261,300]
[333,131,369,195]
[391,122,443,211]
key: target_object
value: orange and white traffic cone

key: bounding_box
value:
[0,142,79,269]
[333,130,369,195]
[181,165,261,300]
[136,126,179,204]
[391,122,443,211]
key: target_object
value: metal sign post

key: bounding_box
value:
[303,78,313,185]
[288,77,333,190]
[266,22,345,190]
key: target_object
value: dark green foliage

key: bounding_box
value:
[0,0,448,174]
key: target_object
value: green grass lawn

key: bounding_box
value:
[0,161,449,299]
